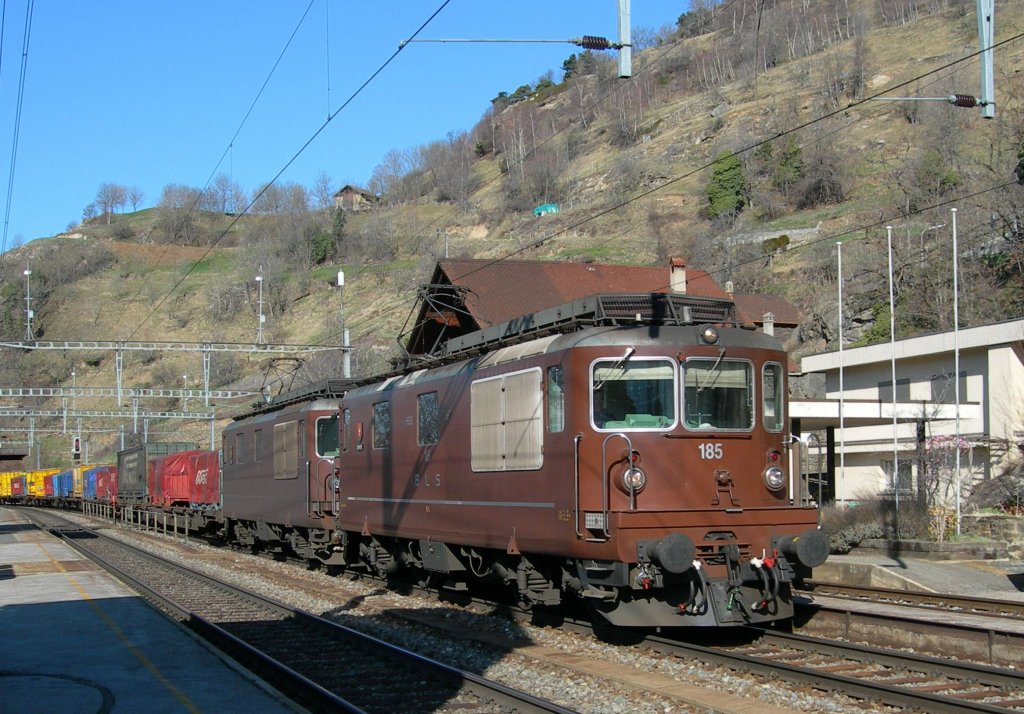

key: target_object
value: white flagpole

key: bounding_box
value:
[952,207,962,536]
[837,242,846,508]
[888,226,899,528]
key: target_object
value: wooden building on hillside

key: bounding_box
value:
[333,185,377,212]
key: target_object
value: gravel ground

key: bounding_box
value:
[75,513,898,714]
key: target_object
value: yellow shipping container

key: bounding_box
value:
[27,468,59,497]
[72,464,97,498]
[0,472,13,498]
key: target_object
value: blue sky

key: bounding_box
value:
[0,1,683,249]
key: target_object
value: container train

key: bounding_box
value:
[0,292,827,628]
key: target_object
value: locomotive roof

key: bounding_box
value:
[550,323,782,352]
[236,292,770,421]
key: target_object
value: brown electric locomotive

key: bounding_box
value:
[222,293,827,627]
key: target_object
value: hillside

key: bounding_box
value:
[1,0,1023,467]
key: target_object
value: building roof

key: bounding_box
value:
[333,185,375,198]
[802,317,1024,372]
[790,398,981,430]
[403,258,731,356]
[731,292,804,327]
[436,258,729,327]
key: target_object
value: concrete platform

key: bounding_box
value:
[816,552,1024,600]
[0,506,299,714]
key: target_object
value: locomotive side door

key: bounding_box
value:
[311,412,341,516]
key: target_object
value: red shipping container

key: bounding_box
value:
[10,476,25,496]
[43,474,54,497]
[151,450,219,508]
[96,466,118,504]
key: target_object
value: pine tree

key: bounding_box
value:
[706,152,745,219]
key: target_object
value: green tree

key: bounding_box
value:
[562,53,578,81]
[310,230,335,265]
[706,152,746,219]
[677,5,714,38]
[509,84,533,104]
[331,206,347,258]
[772,139,804,195]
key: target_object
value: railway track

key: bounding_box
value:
[802,580,1024,619]
[25,509,573,714]
[36,506,1024,712]
[649,629,1024,713]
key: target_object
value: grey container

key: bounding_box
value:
[116,442,199,503]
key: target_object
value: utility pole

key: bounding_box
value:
[873,0,994,117]
[338,270,351,378]
[23,266,34,341]
[255,267,267,345]
[978,0,995,119]
[617,0,632,78]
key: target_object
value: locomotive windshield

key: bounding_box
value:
[683,358,753,430]
[591,358,676,429]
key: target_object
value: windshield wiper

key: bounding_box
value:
[594,347,635,391]
[697,347,726,393]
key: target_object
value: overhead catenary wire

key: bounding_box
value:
[0,0,32,270]
[320,29,1024,351]
[121,0,736,351]
[306,178,1021,359]
[6,4,1023,446]
[113,0,320,314]
[15,5,1021,396]
[122,0,453,344]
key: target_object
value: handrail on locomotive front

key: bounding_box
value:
[597,432,634,542]
[573,433,584,540]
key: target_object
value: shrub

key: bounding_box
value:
[819,496,931,553]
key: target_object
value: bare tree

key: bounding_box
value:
[157,183,202,245]
[284,182,310,214]
[312,171,334,210]
[252,183,285,214]
[127,185,145,212]
[95,183,126,224]
[422,131,477,205]
[210,173,244,214]
[369,147,422,204]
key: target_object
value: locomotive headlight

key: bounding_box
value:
[700,325,720,344]
[763,466,785,491]
[621,467,647,493]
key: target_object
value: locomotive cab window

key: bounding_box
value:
[591,358,676,430]
[417,392,440,446]
[316,414,340,457]
[547,366,564,433]
[762,362,784,432]
[340,409,349,452]
[683,358,754,431]
[372,402,391,449]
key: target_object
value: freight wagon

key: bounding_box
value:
[148,450,220,509]
[116,443,199,503]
